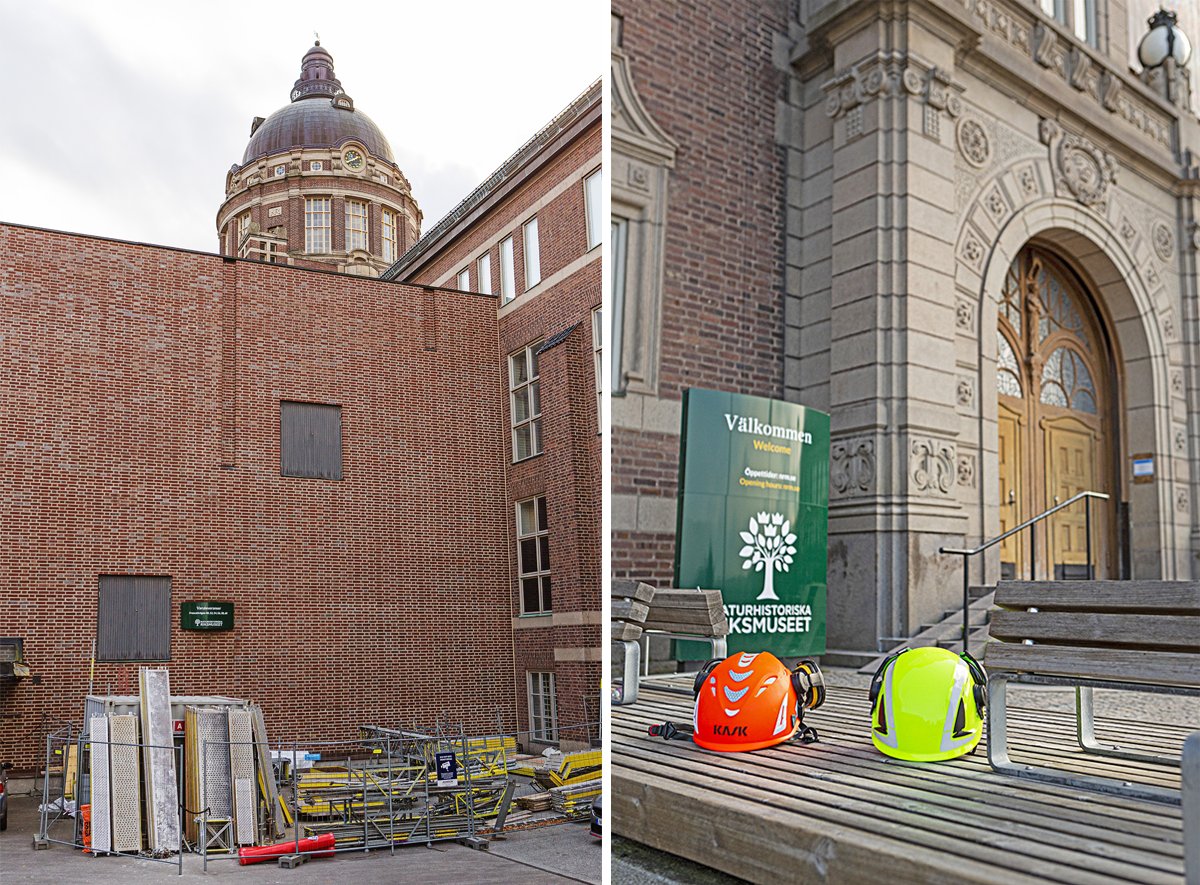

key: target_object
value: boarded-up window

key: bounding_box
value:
[97,575,172,662]
[280,401,343,480]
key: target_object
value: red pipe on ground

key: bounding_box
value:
[237,832,335,865]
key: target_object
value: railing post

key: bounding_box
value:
[1086,495,1093,579]
[962,553,970,654]
[1030,517,1036,581]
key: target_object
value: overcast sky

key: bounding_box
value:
[0,0,606,253]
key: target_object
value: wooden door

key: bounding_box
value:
[1043,416,1101,578]
[997,403,1023,579]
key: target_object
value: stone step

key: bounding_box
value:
[820,648,882,670]
[856,589,997,675]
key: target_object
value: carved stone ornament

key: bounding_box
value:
[1153,221,1175,260]
[1172,370,1184,395]
[956,376,975,408]
[911,438,956,495]
[830,438,876,497]
[957,117,991,168]
[1120,218,1137,242]
[823,55,964,121]
[1175,428,1187,453]
[1042,121,1117,210]
[1190,223,1200,251]
[628,164,650,191]
[1163,310,1177,340]
[956,299,975,331]
[1017,165,1039,197]
[1177,488,1190,513]
[962,236,984,264]
[957,454,976,487]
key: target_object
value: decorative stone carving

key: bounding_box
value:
[957,117,990,167]
[1033,23,1061,71]
[1163,310,1177,340]
[1120,218,1137,242]
[956,376,975,408]
[1190,223,1200,251]
[1153,221,1175,260]
[957,455,976,487]
[823,54,964,124]
[923,104,940,140]
[1172,370,1184,395]
[846,106,864,141]
[1068,49,1093,91]
[984,187,1007,221]
[1146,265,1160,288]
[911,438,956,495]
[628,164,650,190]
[962,236,984,264]
[830,438,876,497]
[1042,122,1118,211]
[1017,164,1039,197]
[1175,428,1187,453]
[1100,72,1123,111]
[1177,488,1190,513]
[955,299,975,331]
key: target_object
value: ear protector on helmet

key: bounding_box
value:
[692,658,723,696]
[791,659,826,711]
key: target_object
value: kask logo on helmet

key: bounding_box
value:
[712,725,748,736]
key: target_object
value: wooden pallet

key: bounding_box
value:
[613,679,1190,885]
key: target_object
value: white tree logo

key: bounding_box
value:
[738,511,797,601]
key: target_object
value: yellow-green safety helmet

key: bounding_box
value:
[869,646,987,762]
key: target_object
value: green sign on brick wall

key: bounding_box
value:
[181,601,234,631]
[673,389,830,658]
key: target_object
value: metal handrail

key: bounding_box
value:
[939,490,1110,652]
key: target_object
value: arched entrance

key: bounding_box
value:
[996,244,1117,580]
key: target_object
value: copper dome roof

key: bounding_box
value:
[240,42,395,166]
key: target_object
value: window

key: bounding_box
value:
[478,253,492,295]
[528,671,558,742]
[610,218,628,394]
[382,209,398,262]
[585,168,603,250]
[509,343,542,460]
[237,212,251,245]
[346,199,368,251]
[1040,0,1096,46]
[305,198,330,253]
[457,268,470,291]
[517,495,551,613]
[523,217,541,290]
[311,160,323,172]
[280,401,342,480]
[97,575,172,662]
[592,308,603,429]
[500,235,516,304]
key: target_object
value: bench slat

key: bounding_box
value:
[611,621,643,641]
[984,643,1200,687]
[993,581,1200,613]
[613,598,650,624]
[611,580,656,602]
[989,611,1200,651]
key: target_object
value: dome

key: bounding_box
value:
[240,41,395,166]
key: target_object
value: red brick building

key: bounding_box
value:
[387,80,603,750]
[0,53,601,768]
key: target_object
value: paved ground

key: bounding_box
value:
[614,666,1199,884]
[0,795,601,884]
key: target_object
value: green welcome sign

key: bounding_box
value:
[673,389,829,658]
[181,601,235,631]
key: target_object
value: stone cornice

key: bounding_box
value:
[822,50,965,119]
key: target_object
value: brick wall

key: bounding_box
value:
[0,224,517,769]
[611,1,792,582]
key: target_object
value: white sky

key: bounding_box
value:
[0,0,606,253]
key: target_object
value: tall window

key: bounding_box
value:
[382,209,398,262]
[592,308,603,430]
[1040,0,1096,46]
[478,252,492,295]
[510,343,542,460]
[611,218,628,394]
[500,235,516,304]
[523,217,541,290]
[305,198,330,253]
[517,495,551,613]
[585,168,603,250]
[457,268,470,291]
[528,671,558,742]
[237,212,251,245]
[346,199,368,251]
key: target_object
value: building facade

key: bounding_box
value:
[612,0,1200,657]
[388,81,603,749]
[0,52,601,769]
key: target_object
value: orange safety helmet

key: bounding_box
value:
[691,652,824,752]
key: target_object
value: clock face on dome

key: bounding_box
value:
[344,149,364,170]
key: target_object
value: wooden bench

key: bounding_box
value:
[985,580,1200,804]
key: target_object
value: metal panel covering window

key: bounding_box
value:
[517,495,551,613]
[280,401,343,480]
[509,343,542,461]
[346,199,368,251]
[305,198,330,253]
[528,671,558,742]
[97,575,172,662]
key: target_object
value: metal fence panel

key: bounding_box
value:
[280,401,342,480]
